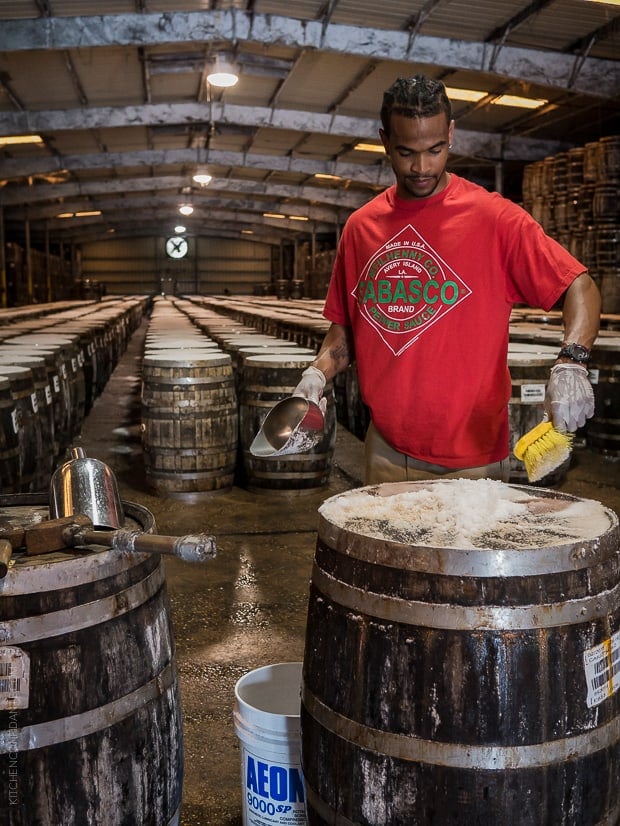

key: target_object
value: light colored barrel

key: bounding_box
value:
[141,349,238,494]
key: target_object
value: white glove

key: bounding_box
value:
[292,366,327,414]
[545,362,594,432]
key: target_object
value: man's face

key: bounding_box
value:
[380,111,454,200]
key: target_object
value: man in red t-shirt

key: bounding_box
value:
[293,75,600,484]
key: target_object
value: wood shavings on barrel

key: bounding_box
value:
[319,479,612,550]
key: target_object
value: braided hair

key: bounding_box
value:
[380,75,452,135]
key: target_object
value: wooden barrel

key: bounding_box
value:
[598,135,620,181]
[593,184,620,224]
[583,142,601,183]
[0,496,183,825]
[239,354,337,492]
[586,336,620,455]
[0,355,55,488]
[566,147,585,188]
[301,480,620,825]
[141,349,238,494]
[507,342,567,485]
[0,366,43,493]
[0,345,70,463]
[0,376,21,493]
[3,335,86,447]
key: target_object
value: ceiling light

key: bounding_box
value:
[56,210,102,218]
[207,57,239,88]
[584,0,620,5]
[444,87,547,109]
[193,172,213,185]
[263,212,286,219]
[175,225,186,233]
[314,173,343,181]
[354,142,384,153]
[179,204,194,216]
[288,215,309,221]
[445,87,488,102]
[241,229,254,235]
[493,94,548,109]
[0,134,44,147]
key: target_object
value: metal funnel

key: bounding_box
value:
[249,396,325,457]
[49,447,125,529]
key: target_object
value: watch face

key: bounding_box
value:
[165,236,188,259]
[560,343,590,362]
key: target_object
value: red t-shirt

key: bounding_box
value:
[323,174,585,468]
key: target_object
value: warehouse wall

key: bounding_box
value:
[80,235,273,295]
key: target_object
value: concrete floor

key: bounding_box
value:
[76,319,619,826]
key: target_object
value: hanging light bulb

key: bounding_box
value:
[179,204,194,216]
[193,172,213,186]
[207,56,239,88]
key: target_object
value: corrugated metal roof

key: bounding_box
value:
[0,0,617,246]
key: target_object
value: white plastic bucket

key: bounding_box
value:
[234,662,307,826]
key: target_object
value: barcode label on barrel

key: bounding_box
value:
[520,383,546,403]
[0,647,30,710]
[583,630,620,708]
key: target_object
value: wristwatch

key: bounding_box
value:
[557,342,591,364]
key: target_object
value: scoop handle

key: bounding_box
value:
[67,527,217,562]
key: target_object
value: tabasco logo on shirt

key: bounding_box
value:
[352,224,472,355]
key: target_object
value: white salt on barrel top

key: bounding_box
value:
[319,478,613,550]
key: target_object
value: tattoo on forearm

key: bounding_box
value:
[329,343,349,366]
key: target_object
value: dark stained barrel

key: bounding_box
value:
[301,480,620,826]
[0,355,55,488]
[141,349,238,494]
[2,335,86,451]
[0,376,21,493]
[587,336,620,456]
[0,497,184,825]
[0,366,43,493]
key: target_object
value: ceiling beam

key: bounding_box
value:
[0,10,616,98]
[0,101,568,161]
[0,174,370,210]
[9,194,342,229]
[0,147,392,187]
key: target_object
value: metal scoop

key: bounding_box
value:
[49,446,125,529]
[47,446,217,562]
[249,396,325,457]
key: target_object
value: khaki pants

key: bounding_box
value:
[364,421,510,485]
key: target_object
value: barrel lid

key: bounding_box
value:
[0,354,46,366]
[317,480,619,580]
[143,350,230,367]
[244,353,315,368]
[0,365,33,379]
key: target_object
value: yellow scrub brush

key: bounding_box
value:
[513,418,574,483]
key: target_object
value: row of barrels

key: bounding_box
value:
[185,296,620,461]
[0,297,148,493]
[141,296,618,498]
[522,134,619,315]
[140,296,336,496]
